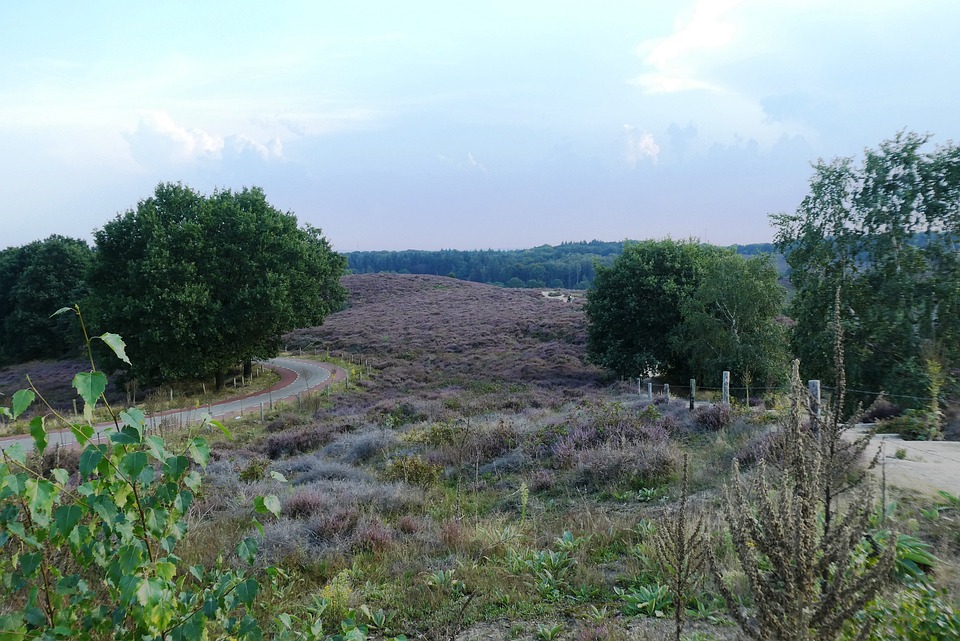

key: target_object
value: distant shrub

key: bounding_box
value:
[351,515,395,553]
[238,457,270,482]
[692,404,735,430]
[529,469,556,492]
[308,507,361,540]
[862,395,903,423]
[266,411,307,432]
[280,456,373,485]
[283,486,332,519]
[574,440,678,490]
[878,409,940,440]
[382,455,443,487]
[321,428,397,464]
[262,423,347,458]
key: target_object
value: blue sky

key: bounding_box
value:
[2,0,958,251]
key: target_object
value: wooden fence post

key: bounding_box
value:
[722,371,730,406]
[808,380,821,416]
[663,383,670,403]
[689,379,696,411]
[647,382,653,402]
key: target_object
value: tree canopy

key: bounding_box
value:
[585,239,787,386]
[675,252,787,391]
[0,235,93,364]
[585,239,715,378]
[89,183,346,387]
[772,131,960,406]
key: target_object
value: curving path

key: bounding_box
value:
[0,358,346,452]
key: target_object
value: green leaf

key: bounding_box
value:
[119,407,145,430]
[119,451,147,480]
[3,443,26,466]
[187,438,210,468]
[79,447,104,478]
[254,494,281,519]
[110,427,142,445]
[270,471,288,483]
[50,306,75,318]
[98,332,131,365]
[70,422,94,446]
[51,468,69,486]
[163,455,189,480]
[234,578,259,607]
[12,389,35,420]
[53,505,85,537]
[236,537,259,565]
[72,371,107,410]
[209,418,233,439]
[26,478,55,528]
[29,416,46,453]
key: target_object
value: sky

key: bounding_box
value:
[2,0,959,252]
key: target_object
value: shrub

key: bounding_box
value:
[878,409,940,440]
[861,395,903,424]
[382,455,443,487]
[266,411,308,432]
[692,404,734,430]
[262,423,347,458]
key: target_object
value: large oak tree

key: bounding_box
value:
[89,183,346,388]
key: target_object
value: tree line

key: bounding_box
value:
[0,183,346,390]
[346,241,782,289]
[586,132,960,427]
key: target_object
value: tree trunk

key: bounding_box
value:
[243,360,253,378]
[215,370,225,391]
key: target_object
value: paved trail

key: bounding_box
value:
[0,357,344,452]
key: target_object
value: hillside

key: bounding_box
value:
[285,273,604,394]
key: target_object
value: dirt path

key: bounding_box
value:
[863,431,960,497]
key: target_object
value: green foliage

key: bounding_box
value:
[878,410,941,441]
[772,131,960,411]
[0,374,273,640]
[585,240,785,382]
[585,239,720,378]
[675,252,788,390]
[616,583,673,618]
[382,455,442,487]
[88,183,346,387]
[848,581,960,641]
[0,235,93,364]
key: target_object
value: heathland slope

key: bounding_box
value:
[286,273,603,392]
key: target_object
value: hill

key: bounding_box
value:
[285,273,604,402]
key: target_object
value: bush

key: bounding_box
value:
[849,581,960,641]
[878,409,940,440]
[692,404,734,431]
[862,395,903,423]
[382,455,443,487]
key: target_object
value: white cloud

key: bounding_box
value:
[124,111,285,171]
[623,125,660,166]
[631,0,744,94]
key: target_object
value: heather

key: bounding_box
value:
[170,274,959,640]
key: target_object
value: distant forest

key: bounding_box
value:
[346,240,782,289]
